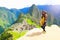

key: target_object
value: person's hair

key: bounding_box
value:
[42,10,47,17]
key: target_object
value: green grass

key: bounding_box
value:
[26,18,40,28]
[8,30,28,40]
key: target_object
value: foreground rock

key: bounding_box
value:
[17,25,60,40]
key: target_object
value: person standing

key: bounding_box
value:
[40,11,48,32]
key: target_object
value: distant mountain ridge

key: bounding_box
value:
[10,5,60,17]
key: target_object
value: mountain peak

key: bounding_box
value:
[31,4,37,8]
[32,4,36,7]
[29,4,39,15]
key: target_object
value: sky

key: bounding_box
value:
[0,0,60,9]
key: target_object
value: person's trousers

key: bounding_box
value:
[41,22,46,31]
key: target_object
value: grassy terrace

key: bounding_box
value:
[8,30,28,40]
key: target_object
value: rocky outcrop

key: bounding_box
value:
[11,20,36,32]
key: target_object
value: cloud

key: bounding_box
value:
[0,0,60,9]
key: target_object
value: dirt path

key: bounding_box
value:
[17,25,60,40]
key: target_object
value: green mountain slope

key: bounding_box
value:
[0,7,17,34]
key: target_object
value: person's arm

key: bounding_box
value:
[45,14,48,20]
